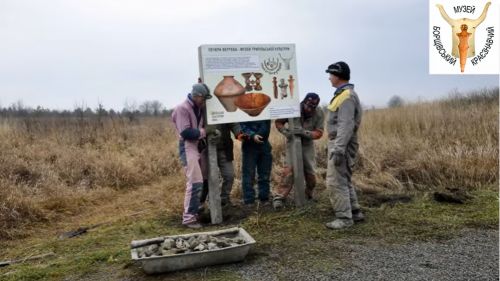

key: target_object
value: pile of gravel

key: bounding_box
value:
[233,229,498,281]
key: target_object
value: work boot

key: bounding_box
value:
[325,218,353,230]
[258,200,271,209]
[272,198,284,210]
[221,198,230,208]
[352,209,365,222]
[242,202,255,211]
[184,222,202,229]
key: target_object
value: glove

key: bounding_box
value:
[207,129,221,144]
[197,138,207,153]
[209,129,221,137]
[236,133,249,141]
[330,151,344,166]
[309,130,323,140]
[205,125,217,136]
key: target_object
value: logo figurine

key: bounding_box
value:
[436,2,491,72]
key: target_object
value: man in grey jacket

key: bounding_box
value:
[324,61,365,230]
[209,123,244,207]
[201,122,245,209]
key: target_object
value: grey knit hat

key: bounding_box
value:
[191,83,212,99]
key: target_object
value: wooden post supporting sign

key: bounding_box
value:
[207,135,223,224]
[288,118,306,207]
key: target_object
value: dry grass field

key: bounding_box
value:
[0,87,498,241]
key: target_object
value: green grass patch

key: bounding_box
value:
[1,188,497,281]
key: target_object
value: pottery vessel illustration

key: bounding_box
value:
[241,72,263,91]
[214,76,246,112]
[234,93,271,117]
[241,73,254,91]
[253,73,263,91]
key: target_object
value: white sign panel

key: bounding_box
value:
[199,44,301,125]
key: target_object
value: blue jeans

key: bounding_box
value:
[241,141,272,204]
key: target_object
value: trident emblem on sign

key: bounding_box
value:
[261,57,282,75]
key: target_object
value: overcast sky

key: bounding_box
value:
[0,0,498,110]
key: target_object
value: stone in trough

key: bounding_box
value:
[199,234,209,243]
[193,243,207,251]
[207,242,218,250]
[148,244,159,254]
[176,238,189,250]
[162,238,175,250]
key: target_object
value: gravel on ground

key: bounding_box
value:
[233,229,499,281]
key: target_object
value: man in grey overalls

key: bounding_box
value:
[324,61,365,230]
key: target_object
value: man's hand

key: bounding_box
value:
[292,127,304,135]
[236,133,249,142]
[292,127,312,139]
[253,134,264,144]
[330,151,344,166]
[278,128,293,139]
[207,129,221,144]
[212,129,221,138]
[205,125,218,136]
[197,138,207,153]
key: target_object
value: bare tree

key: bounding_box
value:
[150,100,164,116]
[96,102,108,117]
[139,101,153,115]
[388,95,404,108]
[138,100,164,116]
[123,99,139,122]
[123,99,138,113]
[9,100,29,117]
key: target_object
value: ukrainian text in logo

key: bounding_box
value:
[429,0,499,74]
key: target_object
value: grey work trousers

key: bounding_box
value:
[326,139,360,219]
[217,149,235,205]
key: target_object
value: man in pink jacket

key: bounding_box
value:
[171,83,212,228]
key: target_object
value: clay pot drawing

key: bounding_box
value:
[234,93,271,117]
[213,76,246,112]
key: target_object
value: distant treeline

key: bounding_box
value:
[0,100,173,119]
[1,87,498,118]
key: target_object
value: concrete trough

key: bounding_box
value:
[130,227,255,274]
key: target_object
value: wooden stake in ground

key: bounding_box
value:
[207,135,223,224]
[58,211,145,239]
[288,118,306,207]
[0,252,55,267]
